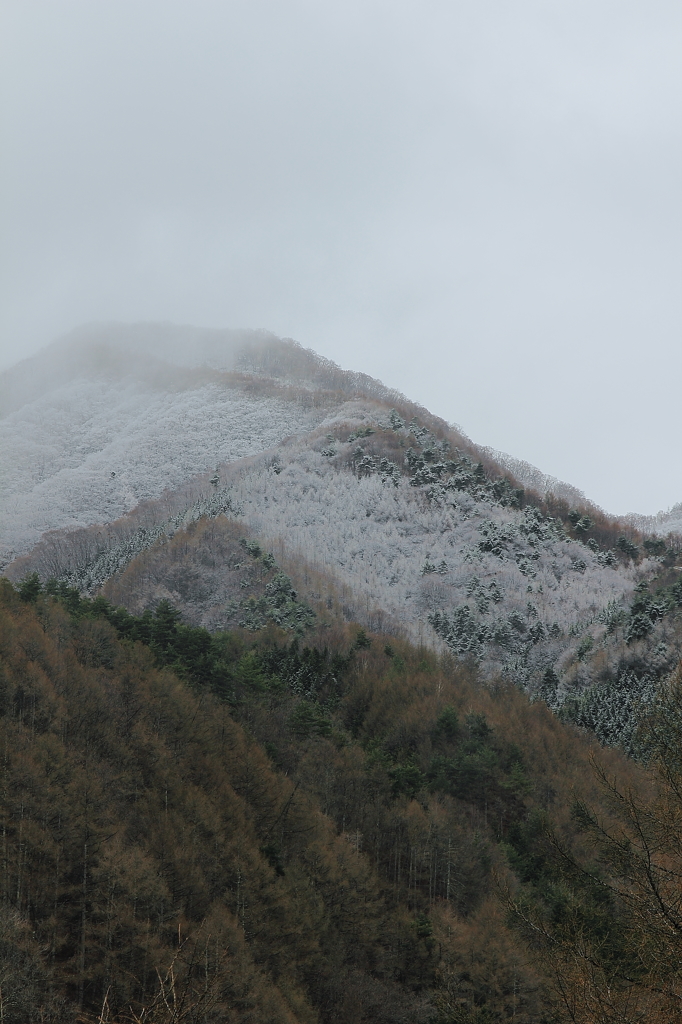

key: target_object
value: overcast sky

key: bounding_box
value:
[1,1,680,515]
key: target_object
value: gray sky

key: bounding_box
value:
[1,0,680,516]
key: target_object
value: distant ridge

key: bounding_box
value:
[625,503,682,538]
[0,321,486,567]
[479,451,682,540]
[480,447,592,511]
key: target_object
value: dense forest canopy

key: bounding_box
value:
[2,576,681,1022]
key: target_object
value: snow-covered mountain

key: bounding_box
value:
[0,324,342,567]
[4,322,682,742]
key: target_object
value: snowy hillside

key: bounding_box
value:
[0,326,340,568]
[625,505,682,539]
[6,321,681,730]
[13,392,668,702]
[87,405,681,739]
[0,319,483,570]
[205,410,647,687]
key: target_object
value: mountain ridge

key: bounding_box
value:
[3,323,681,737]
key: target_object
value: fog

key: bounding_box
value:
[1,1,680,515]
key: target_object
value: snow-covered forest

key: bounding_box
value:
[4,324,682,749]
[0,333,337,568]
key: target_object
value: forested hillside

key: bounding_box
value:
[5,324,682,769]
[11,393,681,735]
[2,576,668,1023]
[4,323,682,1022]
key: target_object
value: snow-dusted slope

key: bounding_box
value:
[7,323,677,708]
[60,402,658,699]
[481,448,591,510]
[220,412,644,682]
[31,400,655,687]
[0,326,336,568]
[625,505,682,539]
[238,438,631,632]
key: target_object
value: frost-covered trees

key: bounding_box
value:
[58,488,243,594]
[0,372,328,568]
[7,348,668,719]
[29,402,643,698]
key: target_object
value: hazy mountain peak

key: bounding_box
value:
[1,321,415,416]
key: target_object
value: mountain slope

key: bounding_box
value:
[0,577,649,1023]
[0,329,334,568]
[4,322,681,732]
[626,503,682,539]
